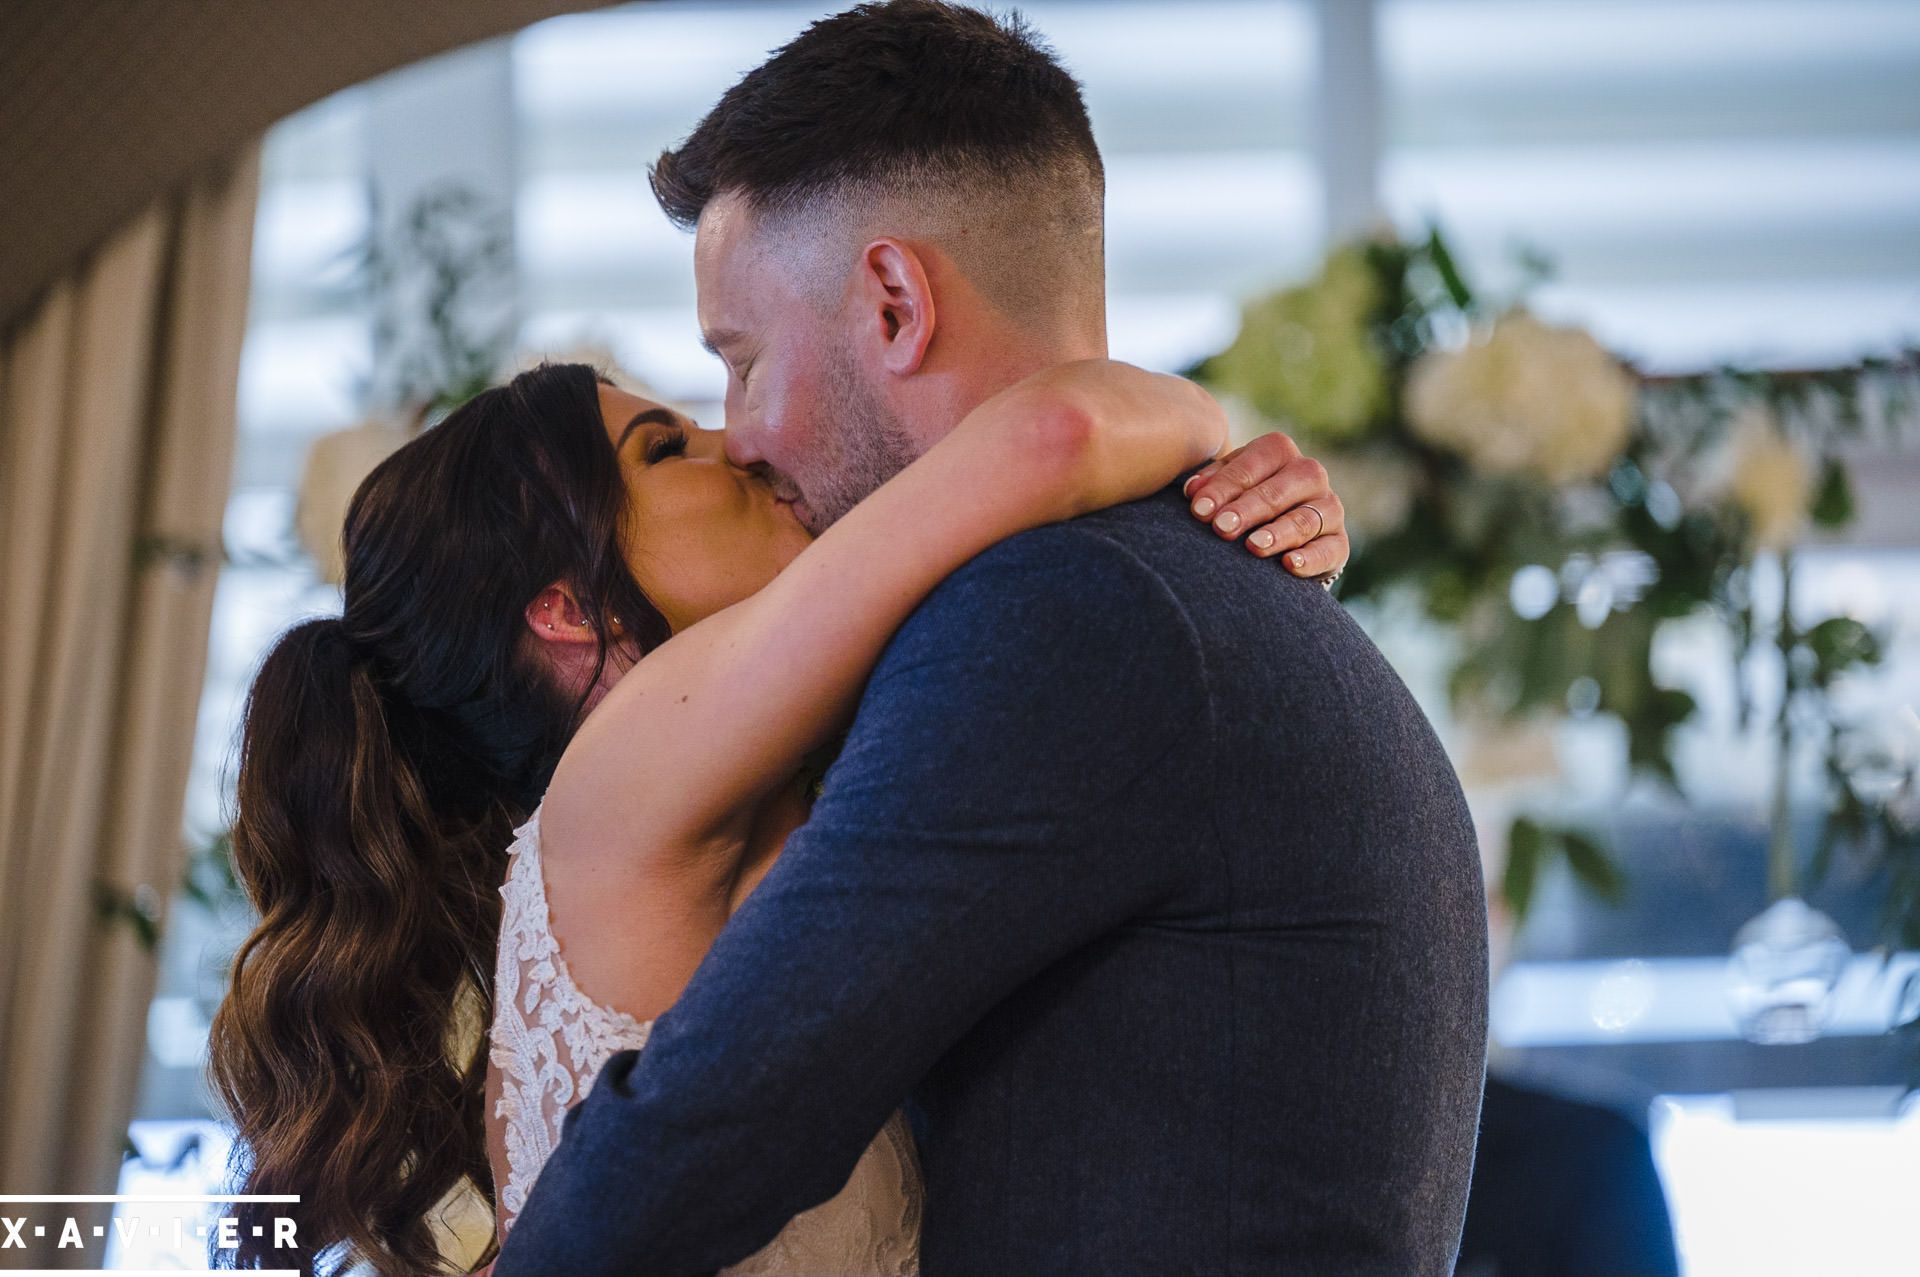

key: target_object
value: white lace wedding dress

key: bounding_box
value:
[487,803,922,1275]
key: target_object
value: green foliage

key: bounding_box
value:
[131,533,215,580]
[1803,617,1881,689]
[93,880,161,951]
[94,831,245,955]
[1503,816,1544,919]
[1194,221,1920,938]
[1502,816,1626,923]
[179,829,240,914]
[1814,702,1920,958]
[351,183,515,416]
[1810,459,1854,528]
[1562,829,1629,905]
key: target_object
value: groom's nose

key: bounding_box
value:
[721,423,761,470]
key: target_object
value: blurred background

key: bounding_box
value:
[3,1,1918,1272]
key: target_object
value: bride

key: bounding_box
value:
[207,357,1345,1275]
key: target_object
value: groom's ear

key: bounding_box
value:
[855,237,936,377]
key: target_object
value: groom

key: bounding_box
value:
[494,3,1487,1274]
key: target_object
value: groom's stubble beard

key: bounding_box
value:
[791,338,921,534]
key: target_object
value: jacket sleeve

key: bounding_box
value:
[490,522,1209,1277]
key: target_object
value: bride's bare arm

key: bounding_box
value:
[547,359,1223,863]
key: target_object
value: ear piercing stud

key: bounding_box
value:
[540,600,620,632]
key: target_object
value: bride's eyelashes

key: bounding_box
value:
[646,427,689,463]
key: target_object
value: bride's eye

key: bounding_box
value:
[645,427,688,463]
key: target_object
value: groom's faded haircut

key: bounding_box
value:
[651,0,1105,326]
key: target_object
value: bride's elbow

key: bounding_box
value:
[1018,394,1102,486]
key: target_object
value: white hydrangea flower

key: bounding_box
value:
[1405,309,1636,484]
[1724,402,1814,550]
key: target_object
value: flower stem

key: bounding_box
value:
[1768,551,1797,901]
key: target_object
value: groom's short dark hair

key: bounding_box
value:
[652,0,1105,322]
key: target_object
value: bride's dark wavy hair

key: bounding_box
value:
[207,362,672,1275]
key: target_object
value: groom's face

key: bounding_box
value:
[694,193,917,535]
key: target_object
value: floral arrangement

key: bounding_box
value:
[1192,227,1920,972]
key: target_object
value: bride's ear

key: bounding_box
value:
[524,583,601,647]
[856,237,936,376]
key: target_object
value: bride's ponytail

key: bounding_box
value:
[210,615,502,1275]
[208,363,671,1275]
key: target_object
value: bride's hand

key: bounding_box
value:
[1181,434,1349,583]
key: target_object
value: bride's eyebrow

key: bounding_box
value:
[617,408,682,451]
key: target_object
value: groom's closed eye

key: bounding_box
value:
[700,328,758,382]
[700,327,751,366]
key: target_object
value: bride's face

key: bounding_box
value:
[598,384,814,631]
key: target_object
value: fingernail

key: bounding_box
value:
[1191,496,1215,519]
[1214,510,1241,534]
[1183,474,1202,496]
[1291,553,1306,569]
[1251,529,1274,549]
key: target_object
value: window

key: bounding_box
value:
[513,0,1318,402]
[1379,0,1920,371]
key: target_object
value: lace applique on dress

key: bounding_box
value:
[487,803,922,1275]
[487,803,654,1223]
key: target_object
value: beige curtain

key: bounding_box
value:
[0,147,260,1261]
